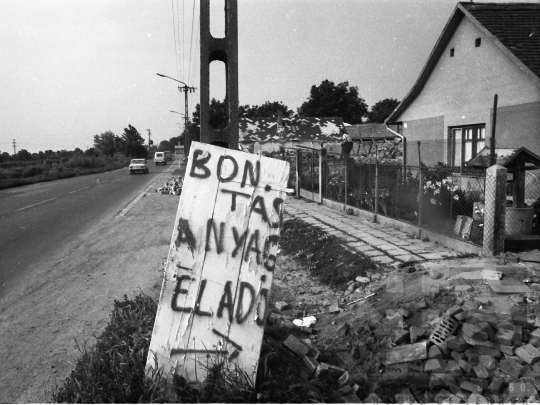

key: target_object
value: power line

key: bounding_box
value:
[171,0,181,82]
[187,0,196,85]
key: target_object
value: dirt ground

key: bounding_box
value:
[0,182,180,402]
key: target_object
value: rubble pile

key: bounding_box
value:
[272,249,540,403]
[156,176,183,195]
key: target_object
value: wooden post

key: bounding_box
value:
[311,149,315,200]
[417,141,423,229]
[344,157,349,207]
[483,164,507,256]
[490,94,498,167]
[374,144,379,216]
[319,148,327,203]
[512,159,526,208]
[296,149,302,197]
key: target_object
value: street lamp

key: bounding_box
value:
[156,72,197,156]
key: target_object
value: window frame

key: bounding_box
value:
[448,124,486,172]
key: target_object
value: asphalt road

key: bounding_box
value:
[0,160,177,299]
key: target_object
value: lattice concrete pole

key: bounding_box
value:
[319,148,327,203]
[483,164,507,256]
[200,0,239,148]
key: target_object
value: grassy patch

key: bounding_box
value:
[280,217,376,288]
[52,293,327,403]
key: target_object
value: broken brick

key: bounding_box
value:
[395,388,417,404]
[446,305,463,318]
[363,393,382,403]
[475,346,502,359]
[424,359,446,373]
[495,329,516,346]
[530,328,540,339]
[414,301,427,310]
[393,328,410,344]
[303,356,319,373]
[459,359,473,373]
[454,311,468,321]
[429,373,456,390]
[515,343,540,364]
[451,350,464,362]
[470,378,489,391]
[434,389,461,404]
[275,301,291,311]
[488,378,505,394]
[513,325,523,344]
[473,364,490,379]
[499,358,525,379]
[445,360,462,376]
[386,341,427,364]
[428,344,443,359]
[446,336,469,352]
[460,380,483,394]
[478,354,498,371]
[284,335,319,359]
[493,343,514,356]
[409,326,425,344]
[468,393,488,404]
[314,363,346,380]
[529,337,540,348]
[463,324,488,341]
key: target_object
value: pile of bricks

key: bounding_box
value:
[387,300,540,402]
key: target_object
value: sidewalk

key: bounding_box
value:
[284,197,466,268]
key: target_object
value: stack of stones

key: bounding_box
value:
[422,301,540,403]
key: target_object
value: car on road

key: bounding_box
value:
[129,159,149,174]
[154,152,166,165]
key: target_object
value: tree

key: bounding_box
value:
[239,101,293,118]
[158,140,174,152]
[297,80,368,124]
[121,124,147,158]
[93,131,118,157]
[367,98,400,123]
[16,149,32,161]
[0,152,11,162]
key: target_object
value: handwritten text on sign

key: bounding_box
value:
[146,142,289,384]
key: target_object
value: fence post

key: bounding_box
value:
[374,145,379,217]
[296,149,302,197]
[417,142,423,230]
[319,148,327,203]
[483,164,507,256]
[311,149,315,200]
[344,157,349,207]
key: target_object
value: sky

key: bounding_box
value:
[0,0,536,154]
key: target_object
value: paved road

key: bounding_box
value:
[0,160,178,299]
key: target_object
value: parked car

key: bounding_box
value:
[154,152,166,165]
[129,159,149,174]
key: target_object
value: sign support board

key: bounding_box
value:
[146,142,290,384]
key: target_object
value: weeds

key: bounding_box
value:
[52,292,323,403]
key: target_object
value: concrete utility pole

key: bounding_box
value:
[156,73,196,156]
[12,139,16,155]
[200,0,239,149]
[147,129,152,148]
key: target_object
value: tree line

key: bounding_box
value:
[2,79,399,160]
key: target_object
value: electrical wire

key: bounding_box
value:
[187,0,196,87]
[171,0,181,83]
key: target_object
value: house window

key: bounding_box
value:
[450,48,454,57]
[449,125,485,169]
[475,38,481,47]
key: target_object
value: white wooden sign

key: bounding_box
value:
[146,142,290,384]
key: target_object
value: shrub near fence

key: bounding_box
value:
[299,152,487,246]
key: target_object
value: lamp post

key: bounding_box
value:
[156,72,196,156]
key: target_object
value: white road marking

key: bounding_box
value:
[68,186,90,194]
[15,197,58,212]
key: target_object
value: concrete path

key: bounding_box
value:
[284,197,465,268]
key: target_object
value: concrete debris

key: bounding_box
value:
[156,176,183,195]
[274,301,291,311]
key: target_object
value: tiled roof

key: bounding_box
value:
[239,117,345,144]
[462,3,540,79]
[345,124,399,140]
[467,146,540,168]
